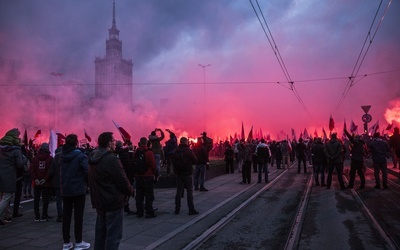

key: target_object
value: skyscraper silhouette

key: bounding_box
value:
[94,0,133,105]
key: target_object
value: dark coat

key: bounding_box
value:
[30,149,53,188]
[311,142,326,165]
[88,148,134,212]
[173,144,197,176]
[324,138,343,164]
[49,146,62,189]
[193,144,209,164]
[0,145,26,192]
[60,145,88,196]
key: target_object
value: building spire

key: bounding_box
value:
[112,0,116,28]
[108,0,119,40]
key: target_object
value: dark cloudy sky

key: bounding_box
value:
[1,0,399,143]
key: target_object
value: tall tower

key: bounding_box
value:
[94,0,133,103]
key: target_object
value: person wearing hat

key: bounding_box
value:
[30,142,53,222]
[0,128,27,225]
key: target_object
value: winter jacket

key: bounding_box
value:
[116,147,134,181]
[243,144,253,162]
[133,146,157,178]
[368,138,390,164]
[49,146,62,189]
[256,143,271,164]
[148,131,165,155]
[60,145,88,196]
[173,144,197,176]
[224,147,234,161]
[296,142,307,159]
[88,148,133,212]
[0,145,26,192]
[164,137,178,156]
[30,149,53,188]
[324,138,343,164]
[311,142,326,165]
[344,130,366,162]
[193,144,209,165]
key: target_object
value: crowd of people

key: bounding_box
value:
[0,126,399,249]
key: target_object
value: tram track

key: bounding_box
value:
[170,161,400,250]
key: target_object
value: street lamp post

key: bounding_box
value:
[198,64,211,131]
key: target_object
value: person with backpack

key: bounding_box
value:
[173,137,199,215]
[256,139,271,183]
[133,137,157,218]
[88,132,134,250]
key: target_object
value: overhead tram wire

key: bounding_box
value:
[250,0,311,116]
[2,70,398,87]
[336,0,393,110]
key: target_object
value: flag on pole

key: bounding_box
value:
[84,129,92,142]
[291,128,296,141]
[369,120,379,135]
[49,130,58,157]
[287,135,292,152]
[350,120,358,134]
[247,125,253,141]
[112,120,131,142]
[34,129,41,139]
[329,114,335,131]
[266,133,271,141]
[303,128,309,140]
[343,119,347,131]
[322,127,327,141]
[22,129,28,147]
[313,129,318,138]
[56,130,66,147]
[241,121,245,140]
[385,122,393,131]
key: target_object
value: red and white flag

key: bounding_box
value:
[84,129,92,142]
[112,120,131,142]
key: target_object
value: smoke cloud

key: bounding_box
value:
[1,0,399,144]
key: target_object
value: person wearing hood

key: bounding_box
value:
[30,142,53,222]
[256,139,271,183]
[60,134,90,250]
[88,132,134,249]
[0,128,26,225]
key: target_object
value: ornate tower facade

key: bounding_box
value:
[94,0,133,104]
